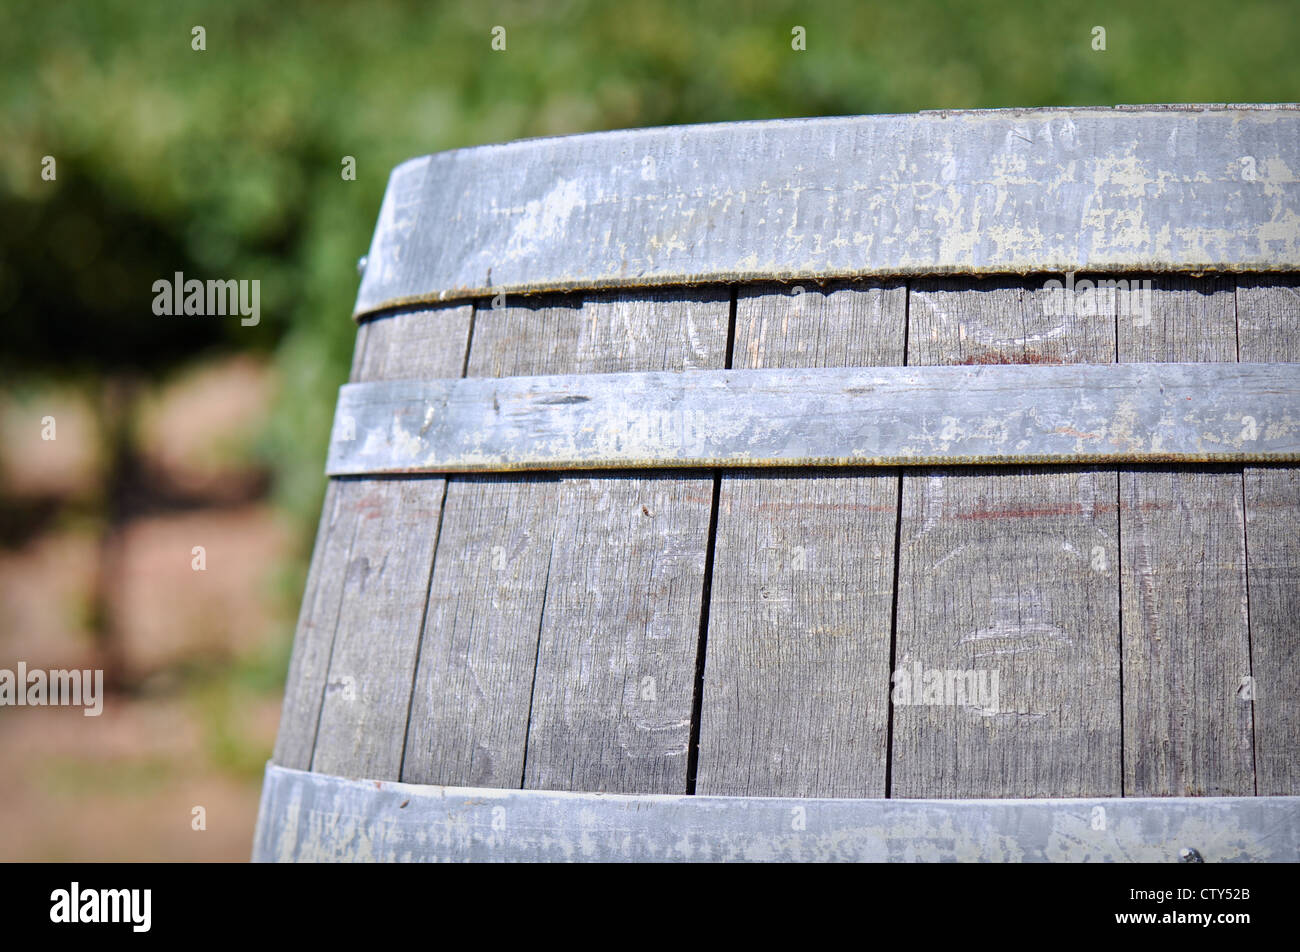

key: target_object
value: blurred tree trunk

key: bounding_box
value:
[88,375,142,691]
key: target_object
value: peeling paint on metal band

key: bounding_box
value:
[353,106,1300,319]
[252,764,1300,862]
[324,362,1300,475]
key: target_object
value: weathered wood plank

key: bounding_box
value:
[399,473,558,787]
[1119,276,1254,797]
[272,480,360,769]
[1241,469,1300,795]
[308,306,473,780]
[892,277,1122,798]
[519,292,730,793]
[401,290,730,793]
[272,315,380,768]
[695,280,903,797]
[1237,276,1300,795]
[520,471,717,793]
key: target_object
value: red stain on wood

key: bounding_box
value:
[957,351,1065,365]
[957,500,1177,520]
[958,503,1093,520]
[756,501,895,514]
[352,493,388,519]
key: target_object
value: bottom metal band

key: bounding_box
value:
[252,764,1300,862]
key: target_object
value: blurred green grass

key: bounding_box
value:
[1,0,1297,620]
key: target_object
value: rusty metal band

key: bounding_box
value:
[252,764,1300,862]
[353,105,1300,319]
[325,362,1300,475]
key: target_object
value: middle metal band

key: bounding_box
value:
[325,362,1300,475]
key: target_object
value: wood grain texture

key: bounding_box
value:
[1237,276,1300,795]
[272,310,388,768]
[399,474,559,787]
[401,289,731,793]
[892,277,1122,799]
[1119,276,1255,796]
[308,306,473,780]
[272,479,360,769]
[520,471,716,792]
[696,281,903,797]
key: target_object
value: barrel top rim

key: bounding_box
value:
[391,103,1300,171]
[355,104,1300,318]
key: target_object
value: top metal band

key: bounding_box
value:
[354,105,1300,319]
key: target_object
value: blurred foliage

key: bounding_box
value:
[40,756,176,799]
[2,0,1298,534]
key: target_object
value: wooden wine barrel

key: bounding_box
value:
[254,106,1300,861]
